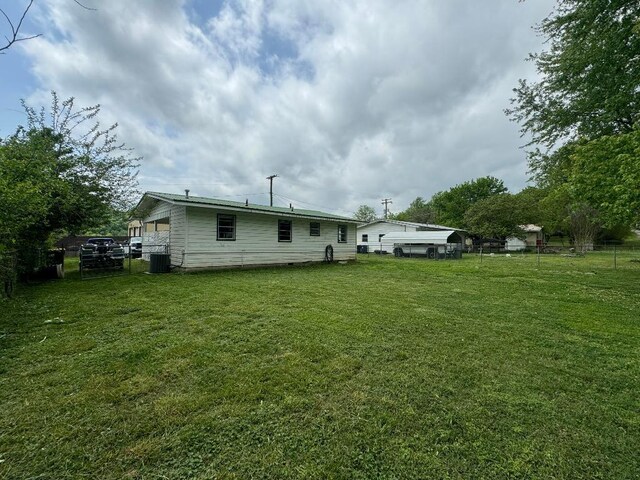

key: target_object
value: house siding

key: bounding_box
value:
[169,205,186,266]
[181,207,355,269]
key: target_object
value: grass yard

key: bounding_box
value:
[1,254,639,479]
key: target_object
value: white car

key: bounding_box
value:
[123,237,143,258]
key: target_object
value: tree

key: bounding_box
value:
[464,194,523,240]
[429,176,507,228]
[353,205,377,223]
[512,186,546,226]
[394,197,436,224]
[569,204,601,253]
[0,92,139,274]
[0,0,40,55]
[569,130,640,229]
[83,209,130,236]
[507,0,640,150]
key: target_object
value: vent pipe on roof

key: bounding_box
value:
[245,198,248,206]
[185,189,190,199]
[290,203,293,211]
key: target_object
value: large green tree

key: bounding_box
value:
[0,93,139,274]
[570,130,640,228]
[507,0,640,150]
[508,0,640,243]
[394,197,436,224]
[429,176,507,228]
[464,194,524,240]
[353,205,377,223]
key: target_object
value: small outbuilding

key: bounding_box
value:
[133,191,358,270]
[506,224,544,251]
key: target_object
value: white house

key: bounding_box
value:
[357,219,464,254]
[134,191,358,270]
[506,224,544,251]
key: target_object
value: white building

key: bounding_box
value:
[134,192,358,270]
[357,219,464,254]
[506,224,544,251]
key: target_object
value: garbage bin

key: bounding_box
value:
[149,253,170,273]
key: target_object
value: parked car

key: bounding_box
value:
[123,236,143,258]
[79,237,125,269]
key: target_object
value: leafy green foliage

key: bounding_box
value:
[429,176,507,228]
[353,204,377,223]
[0,93,139,274]
[570,130,640,228]
[464,193,524,239]
[393,197,436,224]
[83,209,130,236]
[507,0,640,148]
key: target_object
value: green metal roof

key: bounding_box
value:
[140,191,358,223]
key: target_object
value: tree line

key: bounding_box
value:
[356,0,640,248]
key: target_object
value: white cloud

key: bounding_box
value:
[20,0,554,217]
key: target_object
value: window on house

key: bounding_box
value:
[361,234,368,242]
[217,214,236,240]
[378,234,385,241]
[310,222,320,236]
[338,225,347,243]
[278,220,292,242]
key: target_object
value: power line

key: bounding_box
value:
[381,198,392,219]
[266,174,278,207]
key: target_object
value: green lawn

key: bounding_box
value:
[1,254,639,479]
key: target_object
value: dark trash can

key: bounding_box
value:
[149,253,170,273]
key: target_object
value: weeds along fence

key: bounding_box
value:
[473,244,640,270]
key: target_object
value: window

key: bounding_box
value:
[338,225,347,243]
[378,234,385,241]
[361,234,368,242]
[310,222,320,236]
[217,214,236,240]
[278,220,292,242]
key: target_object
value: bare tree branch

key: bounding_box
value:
[0,0,41,54]
[72,0,97,11]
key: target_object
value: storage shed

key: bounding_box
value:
[506,224,544,251]
[133,192,358,270]
[381,231,464,259]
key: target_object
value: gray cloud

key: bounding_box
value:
[21,0,554,217]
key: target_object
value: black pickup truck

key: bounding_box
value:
[79,238,125,269]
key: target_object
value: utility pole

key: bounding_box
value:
[381,198,392,219]
[267,174,278,207]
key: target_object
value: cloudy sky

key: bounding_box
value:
[1,0,555,217]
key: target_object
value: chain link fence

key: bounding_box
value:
[472,244,640,270]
